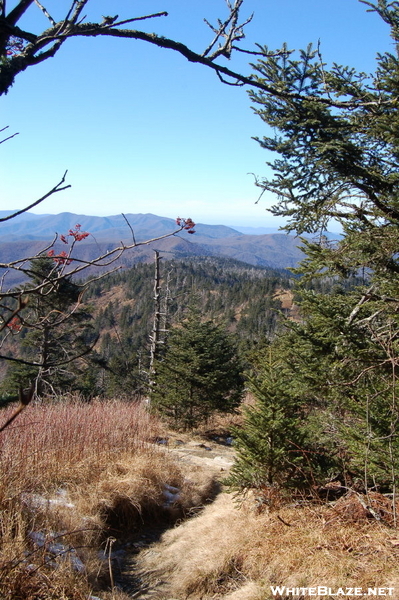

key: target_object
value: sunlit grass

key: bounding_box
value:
[0,399,195,599]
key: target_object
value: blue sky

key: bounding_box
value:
[1,0,392,227]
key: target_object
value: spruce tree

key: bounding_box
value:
[276,284,399,491]
[233,0,399,492]
[2,255,96,398]
[227,349,311,490]
[226,343,334,490]
[151,314,244,429]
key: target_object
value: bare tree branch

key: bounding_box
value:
[33,0,55,26]
[122,213,136,246]
[0,124,19,144]
[202,0,253,60]
[0,171,70,223]
[0,383,34,433]
[101,12,168,29]
[0,333,98,367]
[6,0,35,26]
[0,1,382,109]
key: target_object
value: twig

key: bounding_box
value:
[104,12,168,28]
[104,536,116,590]
[0,382,35,433]
[0,125,19,144]
[122,213,136,245]
[277,514,292,526]
[34,0,56,26]
[0,171,70,223]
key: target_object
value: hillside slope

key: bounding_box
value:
[0,212,304,289]
[0,257,297,398]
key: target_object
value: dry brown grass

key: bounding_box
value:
[3,399,399,600]
[0,399,212,599]
[138,492,399,599]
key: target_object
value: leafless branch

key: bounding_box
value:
[33,0,55,26]
[202,0,253,60]
[231,45,271,56]
[0,211,192,300]
[0,171,70,222]
[0,383,35,433]
[0,334,98,367]
[216,69,245,86]
[55,0,87,35]
[101,12,168,30]
[7,1,35,26]
[335,360,393,387]
[0,125,19,144]
[76,265,123,288]
[0,234,57,271]
[347,285,376,325]
[0,130,19,143]
[0,295,28,333]
[122,213,136,246]
[0,1,384,109]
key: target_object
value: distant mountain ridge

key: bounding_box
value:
[234,225,342,240]
[0,211,242,242]
[0,212,305,285]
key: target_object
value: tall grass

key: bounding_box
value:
[0,399,191,599]
[0,399,159,493]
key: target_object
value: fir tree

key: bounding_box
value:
[151,313,244,429]
[234,1,399,492]
[227,348,316,491]
[2,255,96,398]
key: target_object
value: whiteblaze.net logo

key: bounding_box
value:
[270,587,395,597]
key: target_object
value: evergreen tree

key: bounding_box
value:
[275,284,399,490]
[2,255,96,398]
[232,0,399,492]
[227,348,311,490]
[151,314,244,429]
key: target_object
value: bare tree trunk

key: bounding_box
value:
[149,251,162,394]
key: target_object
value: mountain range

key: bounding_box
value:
[0,211,306,286]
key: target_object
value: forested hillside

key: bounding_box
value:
[0,211,305,289]
[0,256,294,400]
[86,257,294,398]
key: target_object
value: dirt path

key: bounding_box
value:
[114,435,236,599]
[169,436,235,472]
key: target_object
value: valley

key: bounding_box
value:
[0,211,305,290]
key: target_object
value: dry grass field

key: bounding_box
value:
[137,492,399,599]
[0,399,215,599]
[0,399,398,600]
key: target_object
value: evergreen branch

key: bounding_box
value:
[0,5,387,108]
